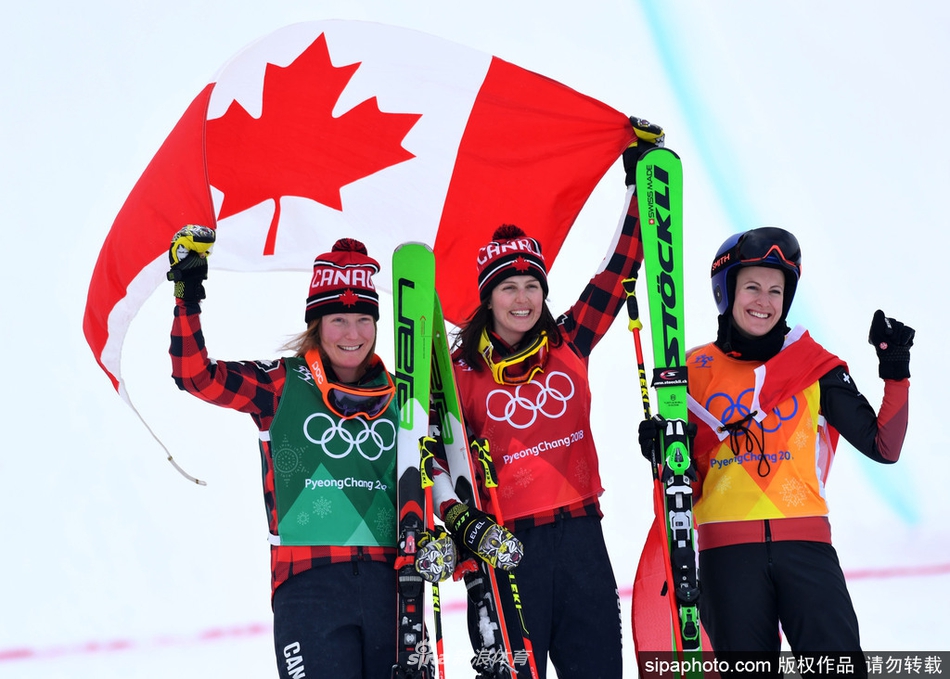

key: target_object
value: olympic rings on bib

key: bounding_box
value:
[706,388,799,434]
[303,412,397,460]
[485,371,575,430]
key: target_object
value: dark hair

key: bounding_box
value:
[453,298,561,370]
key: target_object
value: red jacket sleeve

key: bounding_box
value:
[170,299,285,428]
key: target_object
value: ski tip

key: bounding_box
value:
[643,146,681,160]
[394,241,435,251]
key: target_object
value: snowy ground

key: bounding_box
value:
[2,1,948,677]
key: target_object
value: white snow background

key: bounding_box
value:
[2,2,948,677]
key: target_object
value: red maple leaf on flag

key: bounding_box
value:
[205,33,422,255]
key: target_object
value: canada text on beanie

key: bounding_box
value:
[305,238,380,323]
[476,225,549,300]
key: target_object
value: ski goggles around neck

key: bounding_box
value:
[304,349,395,420]
[478,329,549,385]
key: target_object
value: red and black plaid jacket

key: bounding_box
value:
[170,301,396,599]
[491,190,645,532]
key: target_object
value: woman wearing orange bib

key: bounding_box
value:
[642,227,914,675]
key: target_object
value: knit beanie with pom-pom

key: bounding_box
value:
[305,238,380,323]
[475,225,548,300]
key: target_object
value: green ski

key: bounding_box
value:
[636,147,702,667]
[392,242,436,679]
[430,296,539,679]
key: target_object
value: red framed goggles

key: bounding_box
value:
[304,349,395,420]
[728,228,801,276]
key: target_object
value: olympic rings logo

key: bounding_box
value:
[302,412,396,460]
[485,371,575,430]
[705,389,798,433]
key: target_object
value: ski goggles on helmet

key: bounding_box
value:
[711,227,802,316]
[478,329,549,385]
[304,349,395,420]
[718,227,802,278]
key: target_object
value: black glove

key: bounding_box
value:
[639,415,697,465]
[868,309,915,380]
[444,501,523,571]
[638,416,663,463]
[167,224,215,301]
[624,116,665,187]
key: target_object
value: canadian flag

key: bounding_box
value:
[83,20,635,397]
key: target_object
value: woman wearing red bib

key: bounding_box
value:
[167,233,454,678]
[642,227,914,676]
[433,121,666,678]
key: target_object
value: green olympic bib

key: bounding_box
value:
[268,357,398,547]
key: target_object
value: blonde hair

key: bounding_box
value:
[283,319,323,357]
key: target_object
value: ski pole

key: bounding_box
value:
[420,437,445,679]
[472,438,541,679]
[623,274,687,659]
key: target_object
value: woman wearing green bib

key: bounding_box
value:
[168,232,453,679]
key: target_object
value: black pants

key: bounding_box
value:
[483,515,623,679]
[272,561,396,679]
[700,541,866,678]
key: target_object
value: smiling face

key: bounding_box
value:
[318,313,377,383]
[731,266,786,337]
[489,275,544,346]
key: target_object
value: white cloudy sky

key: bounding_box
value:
[2,2,948,677]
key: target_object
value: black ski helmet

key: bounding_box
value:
[710,227,802,319]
